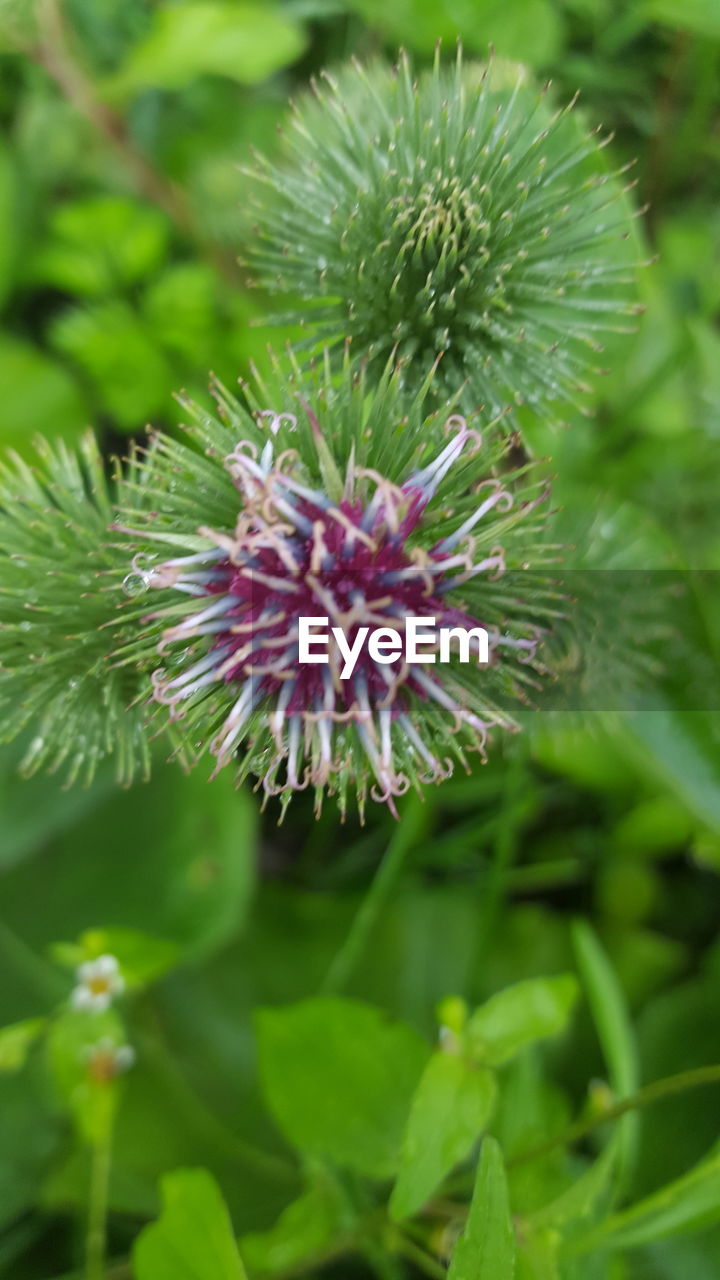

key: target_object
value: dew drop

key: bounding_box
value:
[166,647,190,669]
[122,572,151,598]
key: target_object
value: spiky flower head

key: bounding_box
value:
[119,358,558,818]
[0,435,153,786]
[245,50,642,423]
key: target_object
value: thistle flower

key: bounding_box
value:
[245,50,642,422]
[0,434,153,786]
[120,358,558,818]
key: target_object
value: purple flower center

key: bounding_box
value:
[145,415,538,810]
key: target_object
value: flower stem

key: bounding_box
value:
[34,1,192,233]
[389,1233,447,1279]
[320,793,427,995]
[32,0,239,284]
[86,1127,113,1280]
[508,1063,720,1169]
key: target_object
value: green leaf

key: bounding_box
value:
[346,0,564,64]
[516,1229,560,1280]
[492,1051,571,1216]
[466,977,578,1067]
[0,139,18,310]
[572,922,639,1193]
[142,263,220,366]
[0,1018,46,1073]
[134,1168,248,1279]
[32,196,169,297]
[0,0,37,51]
[0,337,86,454]
[390,1052,497,1221]
[256,998,429,1179]
[570,1147,720,1255]
[241,1173,352,1275]
[530,1140,618,1231]
[48,299,172,430]
[106,4,306,97]
[612,794,694,857]
[0,741,114,871]
[449,1135,516,1279]
[51,927,180,989]
[621,711,720,833]
[0,763,257,963]
[0,1071,62,1232]
[646,0,720,38]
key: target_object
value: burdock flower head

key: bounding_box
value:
[245,49,643,422]
[120,358,558,818]
[0,435,152,786]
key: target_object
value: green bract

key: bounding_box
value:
[246,51,641,422]
[0,435,152,785]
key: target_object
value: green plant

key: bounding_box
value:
[1,3,720,1279]
[245,50,642,423]
[0,434,151,785]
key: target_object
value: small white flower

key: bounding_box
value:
[83,1037,136,1082]
[71,954,124,1014]
[438,1024,461,1055]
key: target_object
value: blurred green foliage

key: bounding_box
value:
[1,1,720,1279]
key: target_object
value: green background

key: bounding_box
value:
[1,1,720,1278]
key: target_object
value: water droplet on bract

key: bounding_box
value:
[166,648,190,669]
[19,620,32,632]
[122,572,150,598]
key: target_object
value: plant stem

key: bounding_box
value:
[320,792,427,995]
[32,0,239,283]
[34,1,192,231]
[86,1128,112,1280]
[390,1234,447,1279]
[508,1063,720,1169]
